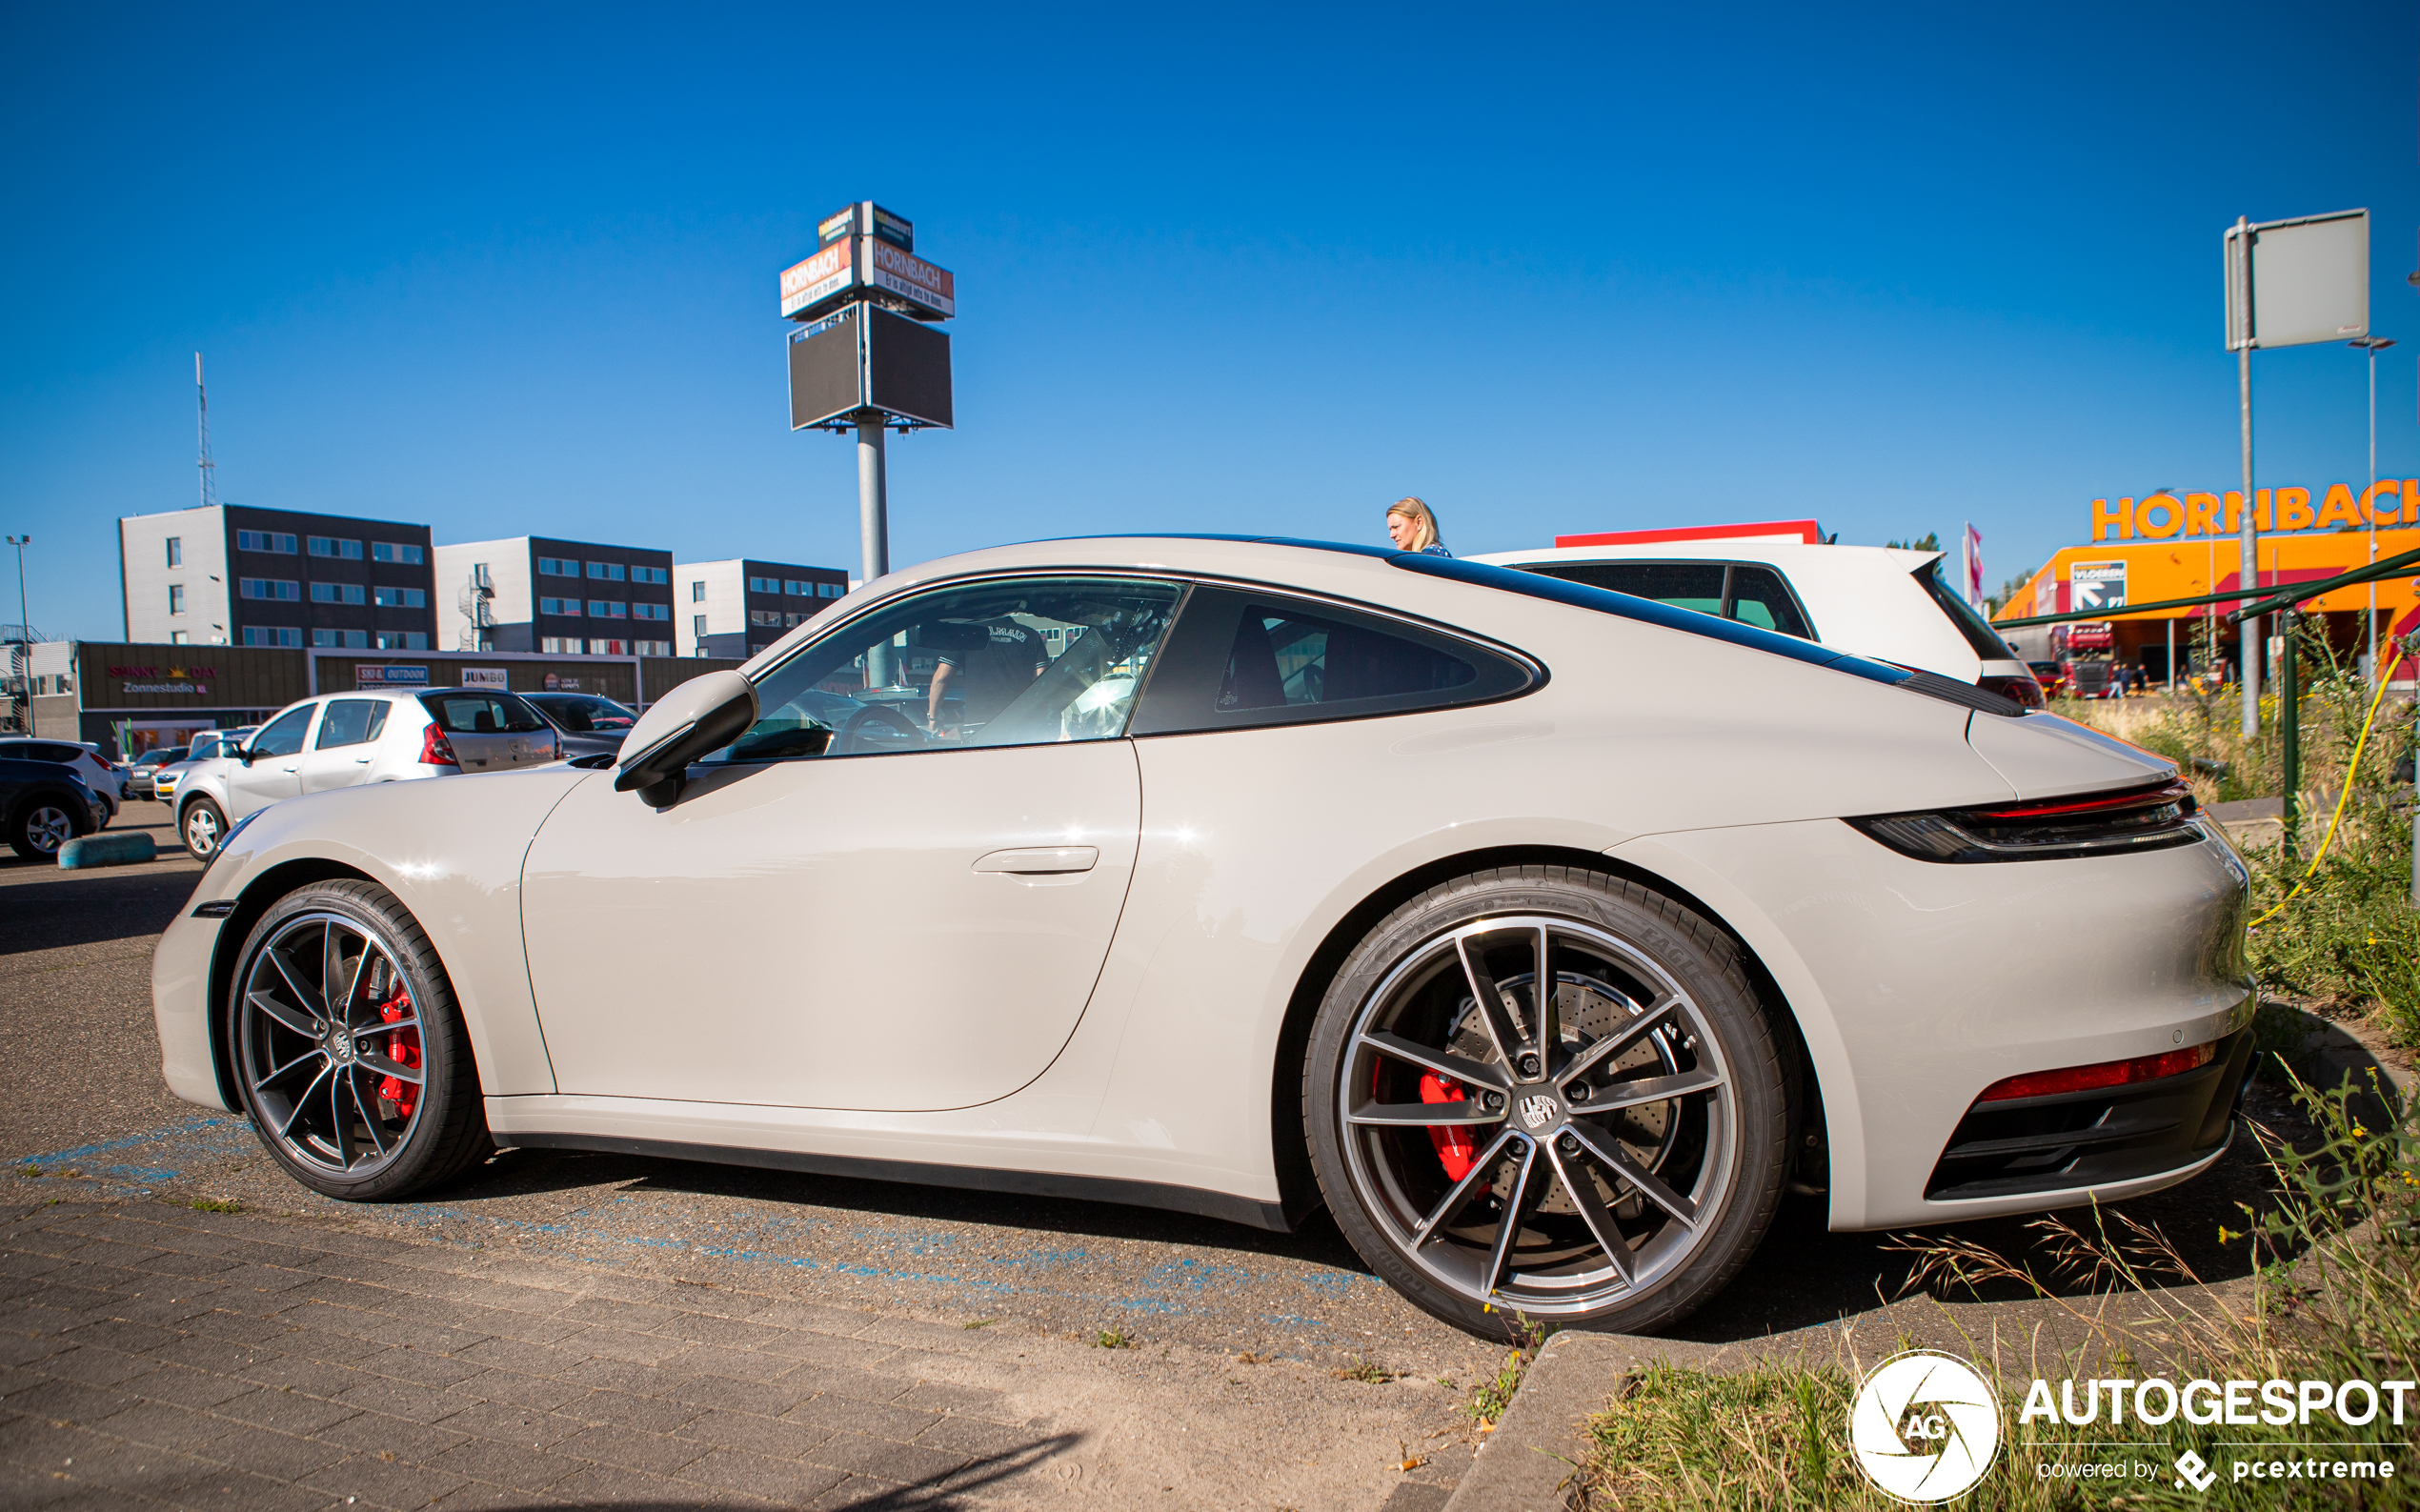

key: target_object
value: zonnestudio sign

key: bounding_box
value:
[1846,1349,2413,1502]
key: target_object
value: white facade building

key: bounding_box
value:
[675,558,850,659]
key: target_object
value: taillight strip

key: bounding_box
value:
[1966,778,2191,822]
[1977,1040,2217,1102]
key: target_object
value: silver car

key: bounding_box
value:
[172,691,561,858]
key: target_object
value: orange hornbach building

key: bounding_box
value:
[1992,483,2420,680]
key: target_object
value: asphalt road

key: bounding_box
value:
[2,801,2304,1372]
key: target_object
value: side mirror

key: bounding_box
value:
[236,745,257,765]
[614,671,757,806]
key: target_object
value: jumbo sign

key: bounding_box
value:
[2091,482,2420,541]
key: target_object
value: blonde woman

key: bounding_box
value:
[1384,496,1451,556]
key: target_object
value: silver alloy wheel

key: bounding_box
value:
[236,911,427,1179]
[24,805,74,853]
[1337,915,1738,1318]
[184,804,221,857]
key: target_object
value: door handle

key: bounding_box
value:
[353,757,372,764]
[972,846,1099,875]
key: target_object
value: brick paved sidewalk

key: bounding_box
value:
[0,1199,1096,1510]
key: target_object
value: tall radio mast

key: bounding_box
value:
[194,353,218,509]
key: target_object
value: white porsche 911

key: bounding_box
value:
[151,536,2254,1339]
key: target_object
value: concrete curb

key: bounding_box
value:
[1439,1332,1646,1512]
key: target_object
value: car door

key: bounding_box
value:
[298,698,393,793]
[521,573,1184,1112]
[223,702,319,817]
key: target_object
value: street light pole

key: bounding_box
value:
[5,534,28,736]
[2235,216,2260,739]
[2349,336,2395,686]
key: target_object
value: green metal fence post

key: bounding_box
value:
[2280,608,2299,859]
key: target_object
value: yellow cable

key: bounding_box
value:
[2244,647,2407,930]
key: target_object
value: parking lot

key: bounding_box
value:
[2,800,2321,1510]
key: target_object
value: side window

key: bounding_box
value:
[1525,560,1814,641]
[252,704,317,758]
[713,575,1186,763]
[1530,561,1724,613]
[314,699,392,750]
[1129,586,1535,736]
[1727,567,1813,639]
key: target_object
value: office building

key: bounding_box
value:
[435,536,676,656]
[676,559,851,658]
[119,505,437,651]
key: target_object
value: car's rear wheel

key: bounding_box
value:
[228,879,491,1200]
[1306,866,1791,1341]
[181,797,226,859]
[9,800,79,860]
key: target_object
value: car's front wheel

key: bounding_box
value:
[1306,866,1792,1340]
[228,879,492,1200]
[180,797,226,859]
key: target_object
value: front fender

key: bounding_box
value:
[157,767,594,1110]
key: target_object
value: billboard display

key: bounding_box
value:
[789,305,865,430]
[865,306,952,429]
[865,241,955,318]
[780,239,856,318]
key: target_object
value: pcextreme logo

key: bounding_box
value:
[1850,1350,2002,1503]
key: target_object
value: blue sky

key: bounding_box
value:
[4,2,2415,640]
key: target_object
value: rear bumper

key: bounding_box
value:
[1925,1027,2254,1201]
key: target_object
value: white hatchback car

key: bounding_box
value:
[173,689,562,859]
[1472,533,2046,707]
[152,536,2248,1340]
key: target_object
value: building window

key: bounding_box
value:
[538,556,578,576]
[635,639,670,656]
[589,599,628,618]
[166,537,182,568]
[375,632,429,651]
[242,626,302,647]
[591,637,629,655]
[541,636,581,655]
[371,542,425,564]
[633,602,668,620]
[749,609,781,626]
[819,583,841,597]
[587,562,627,581]
[240,577,301,600]
[538,596,582,616]
[373,586,426,609]
[308,536,364,559]
[313,629,372,648]
[168,584,186,615]
[631,566,668,585]
[169,630,190,645]
[312,582,367,604]
[747,575,775,593]
[236,529,298,554]
[693,614,709,638]
[691,580,706,602]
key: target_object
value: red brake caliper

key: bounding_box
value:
[1420,1072,1479,1180]
[376,981,419,1119]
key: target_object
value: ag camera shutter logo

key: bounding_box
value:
[1849,1350,2001,1502]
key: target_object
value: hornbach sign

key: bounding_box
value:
[2091,482,2420,541]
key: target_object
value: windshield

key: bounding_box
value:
[418,691,548,735]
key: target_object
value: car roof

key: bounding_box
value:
[822,534,1919,691]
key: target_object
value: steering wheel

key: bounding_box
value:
[836,703,924,756]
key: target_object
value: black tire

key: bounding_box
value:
[9,796,83,860]
[180,796,227,860]
[1304,865,1791,1341]
[227,878,491,1200]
